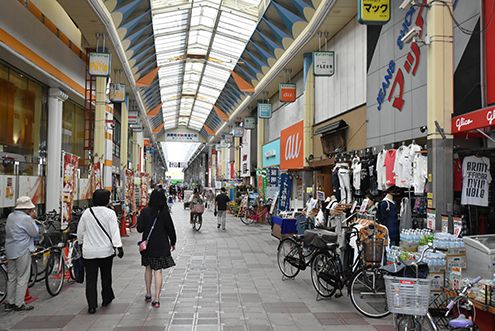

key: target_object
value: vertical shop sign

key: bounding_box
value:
[61,153,79,229]
[241,129,251,177]
[278,173,293,212]
[230,161,235,179]
[486,0,495,105]
[256,169,268,202]
[244,117,256,129]
[279,83,297,103]
[427,209,436,230]
[140,173,149,208]
[89,52,111,76]
[268,167,280,186]
[280,121,304,170]
[125,169,134,210]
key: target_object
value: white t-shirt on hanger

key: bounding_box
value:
[412,154,428,195]
[376,150,387,191]
[461,155,492,207]
[393,146,409,188]
[351,156,362,191]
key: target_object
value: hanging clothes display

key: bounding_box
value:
[399,197,413,231]
[351,156,362,194]
[412,153,428,195]
[338,166,352,204]
[376,150,387,191]
[461,155,492,207]
[384,149,397,187]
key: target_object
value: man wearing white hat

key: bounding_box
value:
[4,196,39,312]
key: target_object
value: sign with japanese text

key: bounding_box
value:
[128,111,139,125]
[358,0,390,25]
[280,121,304,170]
[262,139,280,167]
[278,173,293,212]
[452,105,495,134]
[89,52,111,76]
[279,83,297,103]
[257,103,272,119]
[256,168,268,202]
[165,132,199,142]
[268,167,280,186]
[241,129,251,177]
[109,83,125,102]
[313,52,335,76]
[233,126,244,137]
[61,153,79,229]
[244,116,256,129]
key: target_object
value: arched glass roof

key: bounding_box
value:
[151,0,262,131]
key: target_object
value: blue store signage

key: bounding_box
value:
[262,139,280,167]
[258,103,272,119]
[268,167,279,186]
[278,173,292,212]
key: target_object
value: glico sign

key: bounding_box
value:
[280,121,304,170]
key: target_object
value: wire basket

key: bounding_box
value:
[384,275,432,316]
[362,238,384,264]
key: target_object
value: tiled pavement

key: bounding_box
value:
[0,204,393,331]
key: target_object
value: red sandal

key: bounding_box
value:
[151,301,160,308]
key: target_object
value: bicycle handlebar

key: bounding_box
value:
[445,276,482,316]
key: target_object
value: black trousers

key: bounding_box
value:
[83,256,115,309]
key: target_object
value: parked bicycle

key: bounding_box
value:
[0,249,7,303]
[240,197,273,225]
[310,222,390,318]
[383,243,480,330]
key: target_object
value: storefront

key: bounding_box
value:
[261,139,281,202]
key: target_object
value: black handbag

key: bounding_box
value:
[72,241,84,283]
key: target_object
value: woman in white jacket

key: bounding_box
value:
[77,189,123,314]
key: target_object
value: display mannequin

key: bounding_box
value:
[377,189,399,246]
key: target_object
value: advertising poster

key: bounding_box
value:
[125,169,134,211]
[61,153,79,229]
[427,209,436,230]
[0,175,16,208]
[256,169,268,202]
[278,173,293,212]
[18,176,44,205]
[140,173,149,208]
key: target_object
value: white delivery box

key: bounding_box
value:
[463,234,495,279]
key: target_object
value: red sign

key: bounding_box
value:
[280,121,304,170]
[279,83,296,103]
[451,106,495,134]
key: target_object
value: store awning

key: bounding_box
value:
[452,106,495,134]
[314,120,348,136]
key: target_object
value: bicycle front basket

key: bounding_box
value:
[384,275,432,316]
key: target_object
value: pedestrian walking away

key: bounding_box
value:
[4,196,39,312]
[77,189,124,314]
[137,189,176,308]
[215,187,231,230]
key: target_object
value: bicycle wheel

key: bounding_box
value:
[239,209,255,225]
[310,251,338,298]
[277,238,301,279]
[394,314,423,331]
[193,215,202,231]
[28,256,38,288]
[350,268,389,318]
[0,266,7,303]
[45,251,65,296]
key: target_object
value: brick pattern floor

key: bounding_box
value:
[0,203,393,330]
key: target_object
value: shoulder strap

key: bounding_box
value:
[146,212,160,241]
[89,207,113,247]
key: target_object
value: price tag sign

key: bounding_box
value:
[358,0,391,25]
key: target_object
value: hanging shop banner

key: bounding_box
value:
[61,153,79,229]
[280,120,304,170]
[358,0,391,25]
[278,173,293,212]
[109,83,125,102]
[262,139,280,167]
[140,173,149,208]
[0,175,16,208]
[89,52,111,76]
[268,167,280,186]
[18,176,44,205]
[128,111,139,125]
[313,51,335,76]
[244,116,256,129]
[257,103,272,119]
[451,106,495,134]
[233,127,244,137]
[279,83,297,103]
[241,129,251,177]
[165,132,200,142]
[124,169,134,207]
[256,169,268,202]
[230,161,235,179]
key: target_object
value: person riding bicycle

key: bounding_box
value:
[189,189,205,225]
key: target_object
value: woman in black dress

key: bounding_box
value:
[137,189,176,308]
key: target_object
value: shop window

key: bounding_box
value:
[62,100,85,162]
[0,61,47,174]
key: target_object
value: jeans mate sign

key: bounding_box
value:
[376,0,426,112]
[280,121,304,170]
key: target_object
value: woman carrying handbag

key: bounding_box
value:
[77,189,124,314]
[137,189,177,308]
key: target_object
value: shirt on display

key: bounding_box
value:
[351,157,362,191]
[461,155,492,207]
[453,158,463,192]
[384,149,397,187]
[412,154,428,195]
[376,150,387,191]
[393,146,409,188]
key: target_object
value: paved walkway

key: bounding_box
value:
[0,204,393,331]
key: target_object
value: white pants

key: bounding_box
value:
[7,251,31,306]
[217,210,227,229]
[338,168,352,204]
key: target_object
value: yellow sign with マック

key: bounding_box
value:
[358,0,391,25]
